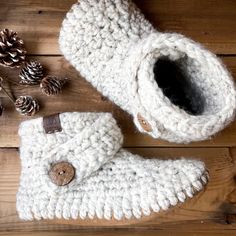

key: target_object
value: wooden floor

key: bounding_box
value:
[0,0,236,235]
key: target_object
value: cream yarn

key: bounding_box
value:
[59,0,236,143]
[17,112,208,220]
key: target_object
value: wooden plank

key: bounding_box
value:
[1,231,236,236]
[0,56,236,147]
[0,148,235,232]
[0,0,236,55]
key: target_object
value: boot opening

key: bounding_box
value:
[154,58,205,115]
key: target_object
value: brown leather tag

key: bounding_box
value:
[43,113,62,134]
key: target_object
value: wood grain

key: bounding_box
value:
[1,231,236,236]
[0,148,235,232]
[0,56,236,148]
[0,0,236,55]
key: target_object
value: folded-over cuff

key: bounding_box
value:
[18,112,123,186]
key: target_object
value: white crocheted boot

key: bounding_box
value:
[17,112,208,221]
[59,0,236,143]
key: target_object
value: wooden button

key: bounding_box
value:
[49,162,75,186]
[137,113,153,132]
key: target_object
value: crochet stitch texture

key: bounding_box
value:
[59,0,236,143]
[17,112,208,220]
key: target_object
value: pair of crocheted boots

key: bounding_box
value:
[17,0,236,221]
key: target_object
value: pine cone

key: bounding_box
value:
[0,29,26,68]
[15,96,39,116]
[40,76,67,96]
[19,61,44,85]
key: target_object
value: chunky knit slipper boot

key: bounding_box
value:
[59,0,236,143]
[17,112,208,220]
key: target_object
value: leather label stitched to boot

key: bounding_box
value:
[43,113,62,134]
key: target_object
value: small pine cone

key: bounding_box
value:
[19,61,44,85]
[0,29,26,68]
[40,76,67,96]
[15,96,39,116]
